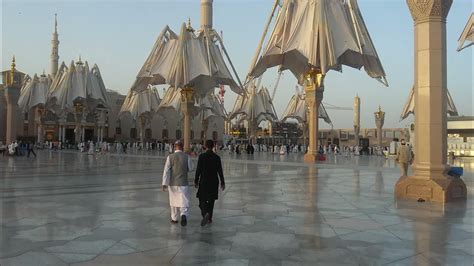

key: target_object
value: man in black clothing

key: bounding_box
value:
[195,140,225,226]
[27,142,37,158]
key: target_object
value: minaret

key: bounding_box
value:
[200,0,213,30]
[50,13,60,78]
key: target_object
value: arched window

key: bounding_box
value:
[130,128,137,139]
[176,130,182,140]
[201,130,205,140]
[212,131,218,141]
[162,129,168,139]
[191,130,194,140]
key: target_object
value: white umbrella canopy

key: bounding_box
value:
[400,86,459,121]
[87,64,110,108]
[199,93,227,121]
[47,59,110,112]
[131,23,243,98]
[18,73,51,113]
[230,83,278,125]
[120,85,161,120]
[250,0,387,86]
[457,13,474,52]
[281,91,332,125]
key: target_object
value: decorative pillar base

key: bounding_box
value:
[395,175,467,203]
[304,153,318,163]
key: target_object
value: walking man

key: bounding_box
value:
[195,140,225,226]
[27,142,37,158]
[162,140,193,226]
[396,139,414,176]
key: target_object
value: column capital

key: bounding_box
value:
[407,0,452,23]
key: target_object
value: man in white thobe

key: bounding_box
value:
[162,141,193,226]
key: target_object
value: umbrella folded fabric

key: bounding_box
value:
[281,91,332,125]
[400,86,458,121]
[18,73,51,113]
[251,0,387,86]
[457,13,474,52]
[47,59,109,112]
[199,93,227,121]
[120,85,161,121]
[131,23,243,97]
[230,83,278,125]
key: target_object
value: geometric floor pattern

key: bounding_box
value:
[1,150,473,265]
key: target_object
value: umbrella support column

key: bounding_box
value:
[202,119,209,142]
[302,121,307,151]
[74,104,84,144]
[181,87,194,152]
[395,0,466,202]
[139,116,146,145]
[374,106,385,148]
[303,70,324,163]
[36,108,44,144]
[249,120,257,145]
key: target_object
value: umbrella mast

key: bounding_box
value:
[250,0,387,163]
[303,68,325,162]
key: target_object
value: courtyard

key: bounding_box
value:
[0,150,473,265]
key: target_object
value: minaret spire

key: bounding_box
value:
[54,13,58,33]
[200,0,213,30]
[50,13,60,78]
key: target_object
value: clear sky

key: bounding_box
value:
[2,0,473,129]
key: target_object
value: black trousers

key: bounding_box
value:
[27,149,36,158]
[199,198,215,219]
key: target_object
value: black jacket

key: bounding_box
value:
[195,150,225,200]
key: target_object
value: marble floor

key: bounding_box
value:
[0,150,473,266]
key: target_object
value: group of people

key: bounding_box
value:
[227,143,306,155]
[162,140,225,227]
[0,141,36,158]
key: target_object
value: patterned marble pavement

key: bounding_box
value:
[0,150,473,265]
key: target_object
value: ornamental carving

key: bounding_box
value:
[407,0,452,22]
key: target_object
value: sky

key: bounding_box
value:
[2,0,473,130]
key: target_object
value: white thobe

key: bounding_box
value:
[162,150,194,221]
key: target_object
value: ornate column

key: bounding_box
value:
[96,109,107,143]
[4,58,21,143]
[354,95,361,146]
[396,0,466,202]
[248,119,258,145]
[374,106,385,147]
[74,104,84,143]
[303,68,324,163]
[5,88,20,143]
[138,115,146,144]
[180,87,194,152]
[36,107,44,144]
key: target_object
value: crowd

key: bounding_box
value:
[224,142,389,157]
[0,140,37,158]
[0,138,394,161]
